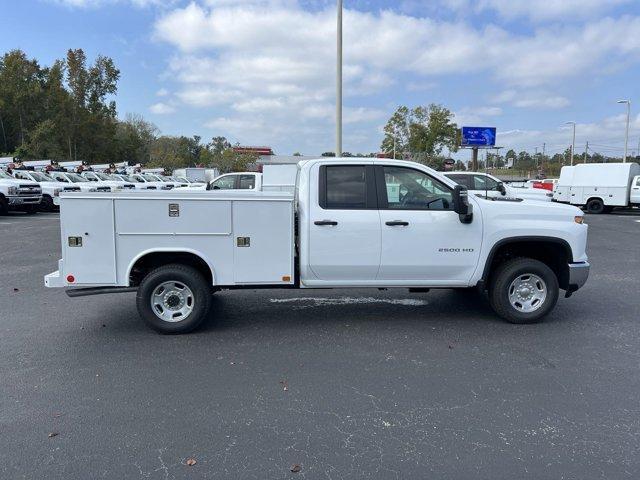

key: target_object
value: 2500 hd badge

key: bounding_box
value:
[439,248,475,253]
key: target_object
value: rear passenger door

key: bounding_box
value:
[307,164,381,281]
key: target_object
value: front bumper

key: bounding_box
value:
[566,262,590,297]
[7,195,42,205]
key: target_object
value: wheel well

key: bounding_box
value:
[586,197,603,204]
[483,239,571,290]
[129,252,213,286]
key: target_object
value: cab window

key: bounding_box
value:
[52,173,69,183]
[238,175,255,189]
[320,165,368,209]
[381,166,453,210]
[210,175,236,190]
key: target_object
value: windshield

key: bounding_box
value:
[0,170,13,179]
[67,173,89,183]
[96,173,112,181]
[142,174,159,182]
[160,176,175,182]
[30,172,53,182]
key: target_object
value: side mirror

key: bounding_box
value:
[453,185,473,224]
[212,185,221,190]
[497,182,506,195]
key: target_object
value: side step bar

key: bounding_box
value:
[66,287,137,298]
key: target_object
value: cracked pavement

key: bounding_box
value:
[1,211,640,479]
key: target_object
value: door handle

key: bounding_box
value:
[385,220,409,226]
[314,220,338,226]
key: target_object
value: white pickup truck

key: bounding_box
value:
[11,170,81,211]
[45,158,590,334]
[445,172,553,202]
[0,170,43,214]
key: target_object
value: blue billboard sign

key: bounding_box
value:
[461,127,497,147]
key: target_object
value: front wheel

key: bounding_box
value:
[136,264,213,334]
[489,258,559,324]
[586,198,604,214]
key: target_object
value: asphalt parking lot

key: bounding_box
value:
[1,210,640,479]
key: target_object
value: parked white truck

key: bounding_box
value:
[444,172,553,202]
[11,170,81,211]
[0,169,42,214]
[553,163,640,213]
[45,158,590,334]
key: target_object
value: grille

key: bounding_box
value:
[63,187,81,192]
[123,184,135,189]
[97,186,111,192]
[18,185,42,196]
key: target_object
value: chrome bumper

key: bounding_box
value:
[8,195,42,205]
[566,262,590,297]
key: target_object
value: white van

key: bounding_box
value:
[554,163,640,213]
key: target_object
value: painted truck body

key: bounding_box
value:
[553,163,640,213]
[45,158,590,333]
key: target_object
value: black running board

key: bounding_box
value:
[66,287,137,298]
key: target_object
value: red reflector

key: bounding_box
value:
[66,275,75,283]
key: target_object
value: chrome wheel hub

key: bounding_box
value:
[508,274,547,313]
[151,281,194,322]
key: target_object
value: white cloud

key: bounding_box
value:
[492,90,571,109]
[156,88,169,97]
[474,0,633,22]
[149,102,176,114]
[152,1,640,152]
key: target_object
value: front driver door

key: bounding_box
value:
[376,165,482,284]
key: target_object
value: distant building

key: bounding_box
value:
[233,146,274,156]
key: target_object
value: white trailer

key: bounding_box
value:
[554,163,640,213]
[46,158,590,334]
[553,167,575,203]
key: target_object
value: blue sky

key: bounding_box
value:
[2,0,640,158]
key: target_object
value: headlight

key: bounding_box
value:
[8,186,18,195]
[89,187,98,192]
[112,186,122,192]
[53,188,61,197]
[574,216,584,224]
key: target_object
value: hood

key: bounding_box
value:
[0,178,39,187]
[473,195,583,218]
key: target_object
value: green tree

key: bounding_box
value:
[381,104,458,163]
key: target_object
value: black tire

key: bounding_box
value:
[41,195,55,212]
[489,258,559,324]
[23,204,38,215]
[136,264,212,334]
[0,196,7,216]
[586,198,604,214]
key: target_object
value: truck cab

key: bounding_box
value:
[11,169,80,211]
[45,158,589,334]
[0,169,42,214]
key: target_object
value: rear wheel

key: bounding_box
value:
[586,198,604,214]
[0,196,7,215]
[136,264,212,334]
[489,258,559,324]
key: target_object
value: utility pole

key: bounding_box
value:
[566,121,576,166]
[336,0,343,158]
[584,141,589,163]
[617,100,630,162]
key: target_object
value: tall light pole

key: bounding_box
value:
[336,0,343,158]
[565,121,576,166]
[617,99,631,163]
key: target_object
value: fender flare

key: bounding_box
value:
[126,248,217,286]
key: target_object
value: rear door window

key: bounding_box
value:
[239,175,256,189]
[322,166,367,209]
